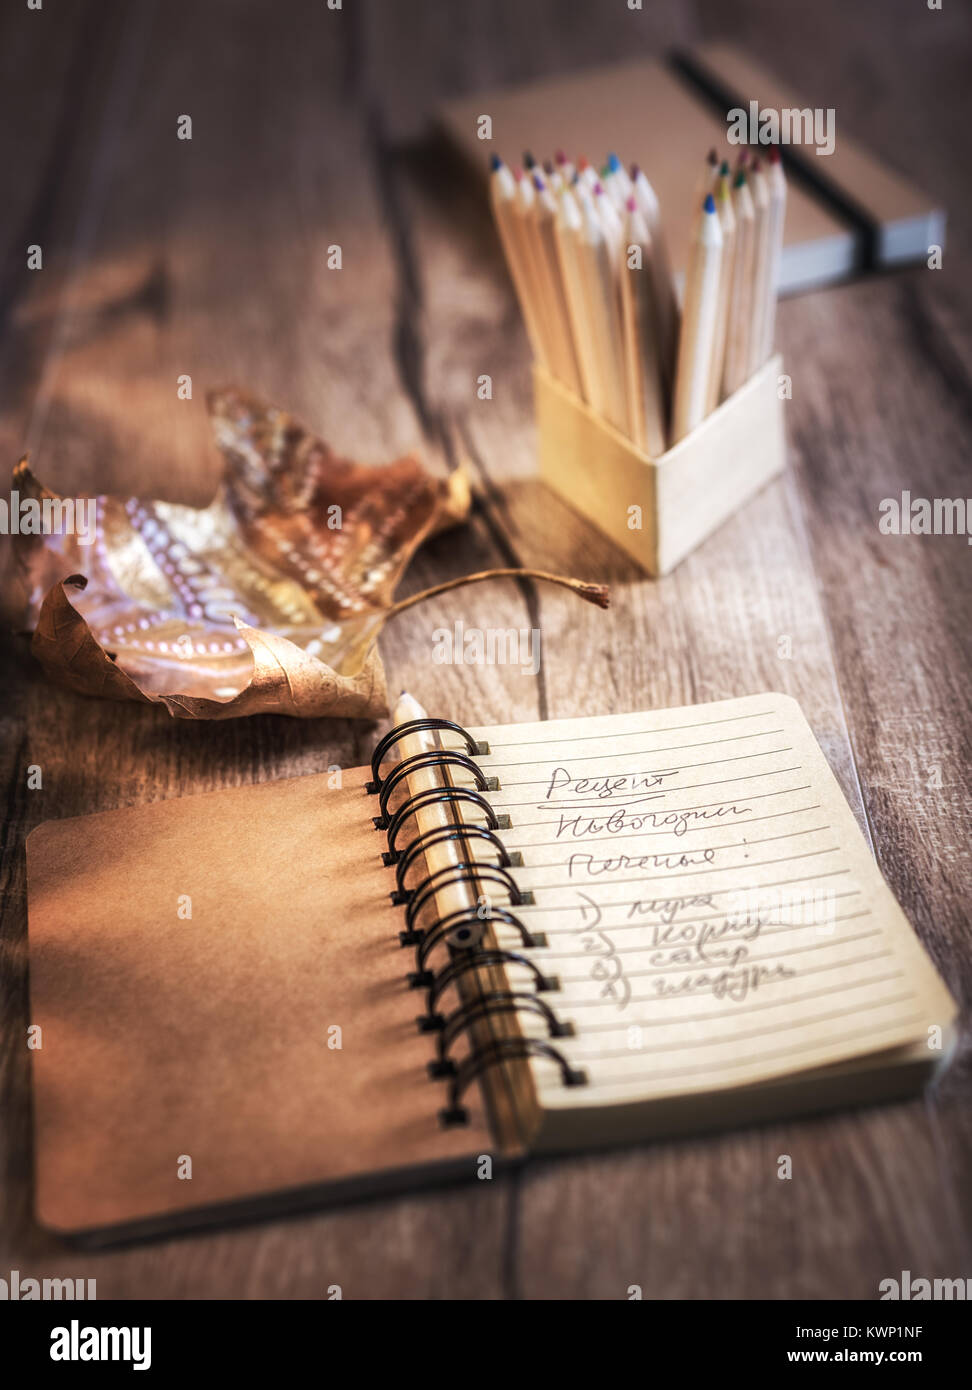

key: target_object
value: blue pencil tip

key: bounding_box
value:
[704,192,716,213]
[607,152,622,172]
[490,154,502,171]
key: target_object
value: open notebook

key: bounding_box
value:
[26,694,955,1242]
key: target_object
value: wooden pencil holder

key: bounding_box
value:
[534,353,786,576]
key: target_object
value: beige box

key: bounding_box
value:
[535,353,786,576]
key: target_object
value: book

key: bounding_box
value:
[25,693,956,1243]
[684,43,946,270]
[439,48,944,292]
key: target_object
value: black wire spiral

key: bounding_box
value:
[369,717,587,1126]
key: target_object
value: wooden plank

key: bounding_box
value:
[1,0,968,1301]
[0,1,128,493]
[358,0,692,143]
[712,0,972,1275]
[0,0,513,1299]
[369,0,971,1298]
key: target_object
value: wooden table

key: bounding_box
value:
[1,0,968,1299]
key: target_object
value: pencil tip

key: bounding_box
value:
[630,162,640,178]
[554,148,567,164]
[703,192,716,214]
[533,173,545,190]
[719,160,729,176]
[489,153,502,171]
[523,150,536,168]
[768,145,781,164]
[707,147,718,165]
[734,170,746,187]
[607,152,622,172]
[737,149,749,168]
[543,158,554,175]
[625,194,637,212]
[593,181,604,195]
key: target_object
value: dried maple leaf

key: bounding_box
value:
[6,389,606,720]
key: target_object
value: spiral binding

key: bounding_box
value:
[389,824,521,896]
[369,716,588,1128]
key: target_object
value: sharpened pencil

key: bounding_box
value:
[620,195,668,456]
[631,164,679,394]
[576,184,629,432]
[531,173,585,397]
[706,164,737,411]
[747,156,772,377]
[555,183,601,409]
[672,193,724,442]
[489,155,549,368]
[756,145,787,365]
[722,169,757,398]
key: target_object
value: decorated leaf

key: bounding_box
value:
[6,389,607,720]
[8,388,471,719]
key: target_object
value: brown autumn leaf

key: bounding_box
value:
[8,388,471,719]
[7,388,608,720]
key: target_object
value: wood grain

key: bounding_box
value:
[0,0,968,1298]
[0,0,513,1301]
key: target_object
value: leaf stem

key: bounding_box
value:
[383,568,610,619]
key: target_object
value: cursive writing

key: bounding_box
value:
[543,765,678,806]
[651,961,795,1002]
[551,801,752,840]
[568,847,716,878]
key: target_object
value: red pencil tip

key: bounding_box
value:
[737,149,749,168]
[578,155,590,170]
[555,149,567,164]
[513,166,523,180]
[768,145,781,164]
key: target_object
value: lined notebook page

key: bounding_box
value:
[468,695,955,1109]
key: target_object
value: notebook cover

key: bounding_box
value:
[25,767,492,1240]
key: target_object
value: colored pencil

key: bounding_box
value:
[672,193,724,442]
